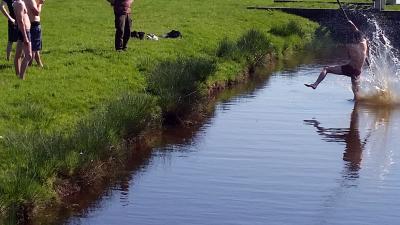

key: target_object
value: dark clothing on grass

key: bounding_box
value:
[30,21,42,51]
[113,0,133,50]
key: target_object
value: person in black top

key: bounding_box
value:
[0,0,18,61]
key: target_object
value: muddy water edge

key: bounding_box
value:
[20,49,330,225]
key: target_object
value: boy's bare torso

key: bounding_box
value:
[346,39,368,71]
[14,0,30,30]
[24,0,40,22]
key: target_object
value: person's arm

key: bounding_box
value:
[347,20,359,32]
[365,41,371,66]
[0,1,15,23]
[37,3,42,14]
[37,0,44,13]
[25,0,41,16]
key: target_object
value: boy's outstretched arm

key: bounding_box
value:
[348,20,359,32]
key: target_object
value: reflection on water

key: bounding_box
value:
[305,103,398,225]
[305,104,364,178]
[305,103,396,184]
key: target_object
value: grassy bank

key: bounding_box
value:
[0,0,321,222]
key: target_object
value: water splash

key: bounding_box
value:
[358,16,400,105]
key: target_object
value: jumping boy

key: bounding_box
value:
[305,20,369,100]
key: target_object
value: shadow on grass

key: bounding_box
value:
[67,48,111,58]
[0,64,13,71]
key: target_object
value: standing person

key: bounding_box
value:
[304,20,369,100]
[0,0,18,61]
[13,0,31,79]
[110,0,133,51]
[25,0,44,67]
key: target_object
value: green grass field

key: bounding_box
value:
[0,0,321,221]
[0,0,319,133]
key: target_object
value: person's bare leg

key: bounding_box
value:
[351,77,360,100]
[305,65,344,89]
[34,51,43,67]
[14,41,23,77]
[29,51,35,66]
[305,67,328,89]
[6,42,13,61]
[19,42,32,80]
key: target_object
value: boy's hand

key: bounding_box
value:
[23,39,31,46]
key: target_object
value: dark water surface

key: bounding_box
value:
[63,58,400,225]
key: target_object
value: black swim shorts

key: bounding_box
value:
[341,64,361,78]
[17,29,31,43]
[30,21,42,51]
[8,21,18,43]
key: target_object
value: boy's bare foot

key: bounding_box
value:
[304,83,317,89]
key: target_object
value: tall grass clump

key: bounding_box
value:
[216,29,273,70]
[72,93,160,166]
[147,56,216,117]
[105,94,161,137]
[216,37,240,60]
[236,29,274,68]
[269,20,306,37]
[0,93,160,221]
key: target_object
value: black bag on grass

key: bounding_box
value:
[164,30,182,38]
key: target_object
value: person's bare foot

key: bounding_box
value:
[304,83,317,89]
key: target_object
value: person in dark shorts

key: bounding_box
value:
[109,0,133,51]
[1,0,18,61]
[305,20,369,100]
[25,0,43,67]
[30,21,42,66]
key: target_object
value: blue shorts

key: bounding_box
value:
[30,22,42,51]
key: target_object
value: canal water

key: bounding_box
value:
[60,55,400,225]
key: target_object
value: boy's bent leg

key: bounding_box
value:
[305,65,344,89]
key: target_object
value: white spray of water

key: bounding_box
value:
[358,17,400,104]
